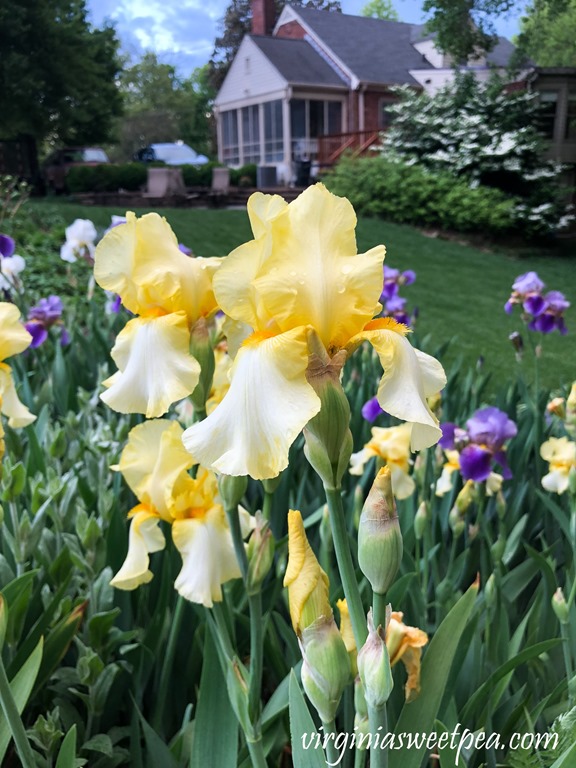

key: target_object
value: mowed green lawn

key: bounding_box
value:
[34,200,576,392]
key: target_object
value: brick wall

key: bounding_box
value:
[275,21,307,39]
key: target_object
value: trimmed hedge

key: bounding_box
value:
[324,155,518,236]
[67,163,147,193]
[67,161,259,194]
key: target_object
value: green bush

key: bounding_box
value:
[229,164,257,187]
[325,155,517,235]
[66,163,147,193]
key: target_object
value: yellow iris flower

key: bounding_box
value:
[350,422,415,499]
[0,303,36,458]
[183,184,446,480]
[94,212,222,418]
[386,611,428,702]
[110,419,251,607]
[540,436,576,494]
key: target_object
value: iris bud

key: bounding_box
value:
[552,587,569,625]
[358,467,403,596]
[357,610,393,711]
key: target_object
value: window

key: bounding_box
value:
[221,110,239,164]
[379,99,396,130]
[242,105,260,164]
[566,91,576,141]
[538,91,559,139]
[289,99,343,159]
[264,100,284,162]
[327,102,342,135]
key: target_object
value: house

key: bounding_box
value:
[213,0,516,182]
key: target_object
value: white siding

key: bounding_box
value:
[409,67,508,96]
[413,40,448,69]
[215,37,288,110]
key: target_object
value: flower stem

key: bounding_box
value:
[152,594,186,732]
[367,703,388,768]
[0,654,37,768]
[325,487,367,648]
[373,592,387,632]
[225,505,264,726]
[246,737,268,768]
[560,622,575,706]
[323,719,340,766]
[248,591,263,722]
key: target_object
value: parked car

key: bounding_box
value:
[133,142,209,166]
[43,147,110,192]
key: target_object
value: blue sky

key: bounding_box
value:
[86,0,528,78]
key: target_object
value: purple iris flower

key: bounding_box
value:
[28,295,63,325]
[25,295,67,348]
[24,322,49,349]
[0,234,16,258]
[362,396,384,422]
[385,295,406,313]
[513,271,544,294]
[401,270,416,285]
[506,272,569,335]
[523,294,546,316]
[440,407,517,485]
[459,444,493,482]
[465,407,517,452]
[179,243,192,256]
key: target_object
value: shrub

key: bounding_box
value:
[381,73,570,235]
[67,163,147,193]
[325,155,517,235]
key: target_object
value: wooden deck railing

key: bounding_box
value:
[317,130,382,166]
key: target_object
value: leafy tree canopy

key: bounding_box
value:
[422,0,572,63]
[209,0,342,89]
[0,0,123,147]
[361,0,399,20]
[116,54,216,160]
[516,0,576,66]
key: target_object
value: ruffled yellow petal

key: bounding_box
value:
[101,313,201,418]
[284,509,331,634]
[110,505,166,590]
[0,363,36,427]
[172,505,242,607]
[182,328,321,479]
[113,419,193,517]
[351,320,446,451]
[214,184,385,349]
[94,212,221,319]
[0,303,32,361]
[389,465,416,500]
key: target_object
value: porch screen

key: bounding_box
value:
[242,105,260,164]
[264,100,284,162]
[221,110,239,164]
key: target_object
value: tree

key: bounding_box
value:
[0,0,123,147]
[361,0,399,20]
[116,55,215,160]
[209,0,342,89]
[516,0,576,66]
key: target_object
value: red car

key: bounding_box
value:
[43,147,110,192]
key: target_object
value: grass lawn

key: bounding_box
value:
[30,199,576,393]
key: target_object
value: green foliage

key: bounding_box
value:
[1,197,574,766]
[379,74,570,235]
[66,164,148,194]
[421,0,517,61]
[361,0,399,20]
[0,0,123,146]
[116,55,216,160]
[325,154,517,235]
[516,0,576,66]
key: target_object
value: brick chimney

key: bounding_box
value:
[252,0,276,36]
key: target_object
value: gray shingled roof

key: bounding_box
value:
[290,6,516,85]
[290,6,435,85]
[250,35,347,87]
